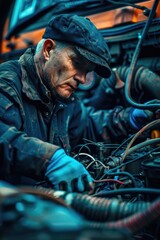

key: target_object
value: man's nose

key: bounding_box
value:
[74,73,86,84]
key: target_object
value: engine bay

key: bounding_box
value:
[0,0,160,240]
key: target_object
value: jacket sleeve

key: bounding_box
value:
[0,91,59,180]
[69,100,132,148]
[84,73,118,110]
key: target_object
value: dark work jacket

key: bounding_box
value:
[0,48,130,183]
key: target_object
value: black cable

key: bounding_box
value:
[71,144,92,155]
[107,0,150,15]
[77,139,119,158]
[111,134,135,156]
[104,171,137,187]
[92,187,160,198]
[124,138,160,158]
[124,0,160,109]
[107,145,160,173]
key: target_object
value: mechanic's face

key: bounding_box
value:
[42,41,95,99]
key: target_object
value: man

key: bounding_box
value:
[0,14,154,193]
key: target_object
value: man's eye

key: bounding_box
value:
[73,59,81,67]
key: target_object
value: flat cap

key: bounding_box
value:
[43,14,111,78]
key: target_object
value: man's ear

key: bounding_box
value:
[43,39,56,61]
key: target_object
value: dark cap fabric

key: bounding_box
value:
[42,14,111,78]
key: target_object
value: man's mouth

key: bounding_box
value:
[67,83,77,90]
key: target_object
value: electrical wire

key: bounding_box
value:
[111,133,135,156]
[104,171,137,187]
[125,138,160,157]
[86,159,108,170]
[108,145,160,173]
[71,144,91,155]
[122,119,160,161]
[94,178,124,185]
[92,187,160,198]
[73,152,97,162]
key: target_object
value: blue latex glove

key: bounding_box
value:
[129,108,154,130]
[45,148,94,193]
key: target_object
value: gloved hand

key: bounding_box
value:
[45,148,94,193]
[129,108,154,130]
